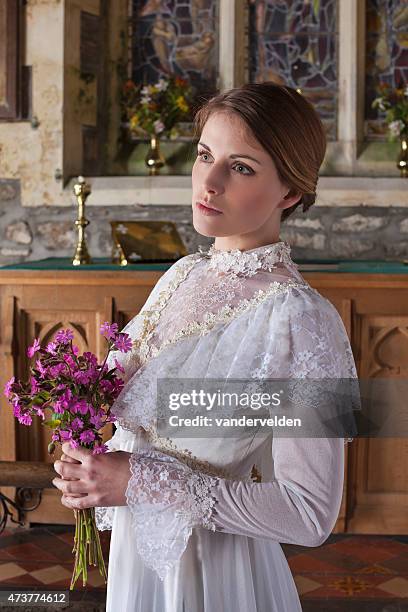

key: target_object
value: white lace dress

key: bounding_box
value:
[95,240,357,612]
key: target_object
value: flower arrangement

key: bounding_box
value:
[371,81,408,141]
[3,323,132,590]
[122,74,195,139]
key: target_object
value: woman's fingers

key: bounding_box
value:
[53,460,81,480]
[61,452,81,464]
[52,476,88,495]
[61,442,93,463]
[62,494,92,510]
[61,495,91,510]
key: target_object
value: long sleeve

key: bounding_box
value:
[123,297,359,580]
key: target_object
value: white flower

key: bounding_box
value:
[156,78,169,92]
[116,223,128,234]
[154,120,165,134]
[389,119,404,137]
[373,96,387,112]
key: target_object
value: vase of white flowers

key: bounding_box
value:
[372,81,408,177]
[122,74,194,175]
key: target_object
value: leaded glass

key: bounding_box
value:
[365,0,408,141]
[129,0,220,128]
[247,0,339,141]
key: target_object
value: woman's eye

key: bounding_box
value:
[197,150,210,162]
[234,163,252,175]
[196,151,253,175]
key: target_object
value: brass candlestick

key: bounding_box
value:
[145,134,165,175]
[72,176,92,266]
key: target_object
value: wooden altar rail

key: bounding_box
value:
[0,461,55,488]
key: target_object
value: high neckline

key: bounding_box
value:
[196,240,294,277]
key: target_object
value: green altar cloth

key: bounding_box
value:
[1,256,408,274]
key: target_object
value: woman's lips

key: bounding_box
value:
[196,201,223,216]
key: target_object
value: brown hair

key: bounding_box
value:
[192,82,327,223]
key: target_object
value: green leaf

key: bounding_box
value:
[43,419,61,428]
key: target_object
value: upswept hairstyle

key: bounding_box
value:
[193,82,327,223]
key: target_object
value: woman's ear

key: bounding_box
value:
[278,189,302,210]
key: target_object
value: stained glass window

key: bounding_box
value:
[365,0,408,141]
[129,0,220,125]
[247,0,339,141]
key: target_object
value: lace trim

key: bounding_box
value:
[175,471,218,531]
[130,251,308,369]
[131,255,200,367]
[94,505,115,531]
[94,437,120,531]
[125,450,219,580]
[198,240,294,277]
[143,424,231,479]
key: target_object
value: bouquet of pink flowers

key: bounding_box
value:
[3,322,132,589]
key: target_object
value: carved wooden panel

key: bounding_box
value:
[347,314,408,534]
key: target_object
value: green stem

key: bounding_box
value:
[69,508,107,590]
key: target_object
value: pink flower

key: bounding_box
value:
[112,377,125,397]
[53,400,65,414]
[56,388,72,410]
[46,341,58,355]
[51,432,60,442]
[12,400,22,418]
[100,380,113,394]
[55,329,74,344]
[27,338,41,358]
[83,352,98,367]
[71,417,84,431]
[36,359,47,378]
[34,407,45,420]
[80,429,95,444]
[4,376,15,398]
[60,429,72,441]
[88,368,100,383]
[90,415,103,429]
[63,354,77,369]
[73,370,92,384]
[100,322,119,340]
[49,363,66,378]
[92,443,109,455]
[70,438,79,449]
[18,413,32,426]
[114,359,125,374]
[113,333,132,353]
[71,400,90,415]
[30,376,40,394]
[72,345,80,356]
[87,404,97,417]
[105,414,117,423]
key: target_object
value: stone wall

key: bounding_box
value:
[1,179,407,266]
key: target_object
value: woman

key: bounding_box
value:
[53,82,357,611]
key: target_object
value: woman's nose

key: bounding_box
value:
[202,172,225,197]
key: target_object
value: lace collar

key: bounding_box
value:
[197,240,293,277]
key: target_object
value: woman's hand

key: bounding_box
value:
[52,442,132,510]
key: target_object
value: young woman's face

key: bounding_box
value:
[191,111,299,247]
